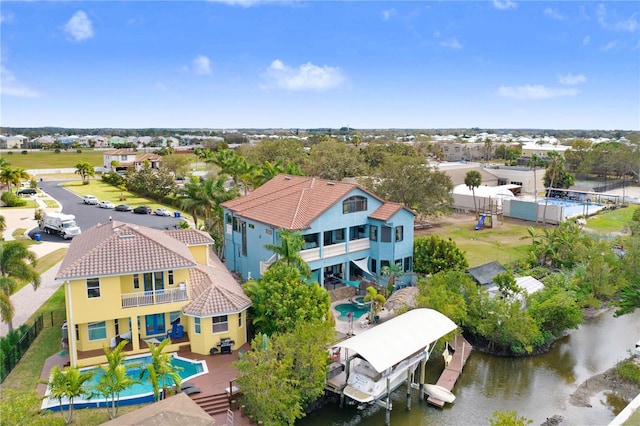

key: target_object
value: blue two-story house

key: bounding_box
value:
[221,174,415,288]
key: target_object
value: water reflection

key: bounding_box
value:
[299,309,640,426]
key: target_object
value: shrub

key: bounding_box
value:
[6,151,13,155]
[1,191,27,207]
[76,149,82,153]
[54,148,60,153]
[21,150,28,155]
[34,208,44,221]
[616,359,640,386]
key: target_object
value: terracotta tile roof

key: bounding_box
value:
[105,149,136,155]
[56,221,197,280]
[164,229,214,246]
[135,153,162,162]
[183,254,251,317]
[369,202,406,222]
[221,174,387,229]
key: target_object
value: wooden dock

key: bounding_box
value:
[426,335,473,407]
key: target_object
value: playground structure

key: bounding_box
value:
[474,197,504,230]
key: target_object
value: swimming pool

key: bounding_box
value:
[42,353,208,411]
[335,302,370,321]
[537,198,605,218]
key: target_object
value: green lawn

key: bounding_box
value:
[2,150,105,169]
[586,205,638,233]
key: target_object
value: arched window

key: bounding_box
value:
[343,196,367,214]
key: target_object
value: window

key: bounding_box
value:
[212,315,228,333]
[335,228,345,241]
[381,260,390,270]
[133,274,140,290]
[233,217,241,232]
[249,223,254,229]
[350,225,367,240]
[371,259,377,274]
[154,272,164,291]
[404,256,412,272]
[343,196,367,214]
[87,278,100,298]
[194,318,201,334]
[369,225,378,241]
[395,226,404,242]
[238,312,243,328]
[168,270,174,286]
[88,321,106,341]
[381,226,392,242]
[169,311,180,324]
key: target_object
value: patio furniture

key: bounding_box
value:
[181,381,196,391]
[217,338,235,354]
[183,386,201,396]
[167,323,184,339]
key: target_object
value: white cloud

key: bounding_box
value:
[192,55,212,75]
[381,8,396,21]
[583,35,591,45]
[1,11,15,24]
[601,41,619,51]
[208,0,263,7]
[558,73,586,85]
[263,59,346,91]
[497,84,579,100]
[544,7,564,21]
[440,38,462,49]
[0,66,40,98]
[64,11,94,42]
[597,4,638,32]
[493,0,516,11]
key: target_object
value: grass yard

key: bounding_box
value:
[2,150,105,169]
[417,215,543,267]
[586,205,638,234]
[13,248,68,294]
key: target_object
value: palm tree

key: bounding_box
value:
[464,170,482,220]
[363,286,386,323]
[527,154,544,204]
[0,241,40,330]
[264,229,311,277]
[0,166,30,192]
[0,214,5,231]
[94,340,139,419]
[146,339,182,401]
[380,263,404,293]
[74,162,95,184]
[542,152,567,225]
[46,366,94,424]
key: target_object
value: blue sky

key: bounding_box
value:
[2,1,639,130]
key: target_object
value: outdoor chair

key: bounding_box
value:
[167,323,184,339]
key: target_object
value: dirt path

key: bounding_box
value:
[569,363,640,408]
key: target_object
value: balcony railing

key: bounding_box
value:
[121,286,188,308]
[299,238,370,262]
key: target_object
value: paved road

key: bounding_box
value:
[31,181,185,242]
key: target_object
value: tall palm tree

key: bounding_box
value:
[363,286,386,323]
[464,170,482,220]
[542,151,564,225]
[527,154,544,204]
[0,166,30,192]
[94,340,139,419]
[264,229,311,277]
[146,339,182,401]
[0,241,40,330]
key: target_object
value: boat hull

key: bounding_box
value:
[423,384,456,403]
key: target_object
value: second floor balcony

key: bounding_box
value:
[121,286,188,309]
[300,238,370,262]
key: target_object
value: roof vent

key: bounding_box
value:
[284,176,291,180]
[327,182,336,186]
[119,234,135,239]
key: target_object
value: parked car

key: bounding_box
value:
[133,205,152,214]
[17,188,37,196]
[154,208,172,217]
[98,200,115,209]
[83,195,98,205]
[114,204,133,212]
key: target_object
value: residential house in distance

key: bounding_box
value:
[103,149,162,172]
[0,135,28,149]
[221,174,416,288]
[56,221,251,367]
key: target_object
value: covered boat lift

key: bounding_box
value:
[330,309,457,425]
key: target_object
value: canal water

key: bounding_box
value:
[300,309,640,425]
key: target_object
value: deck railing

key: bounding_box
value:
[121,287,188,308]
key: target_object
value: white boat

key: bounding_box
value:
[423,383,456,403]
[343,351,424,403]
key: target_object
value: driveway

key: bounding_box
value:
[31,181,185,242]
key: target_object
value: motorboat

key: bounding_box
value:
[342,350,426,404]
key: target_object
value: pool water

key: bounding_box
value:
[537,198,605,218]
[335,303,370,321]
[42,353,207,411]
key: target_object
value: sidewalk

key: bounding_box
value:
[1,192,68,337]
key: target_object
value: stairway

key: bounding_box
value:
[191,392,230,416]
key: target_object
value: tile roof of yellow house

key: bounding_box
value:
[56,221,251,367]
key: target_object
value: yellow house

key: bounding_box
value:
[56,221,251,367]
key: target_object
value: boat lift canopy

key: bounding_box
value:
[335,308,457,373]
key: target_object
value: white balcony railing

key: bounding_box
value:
[121,286,188,308]
[349,238,370,252]
[323,242,347,257]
